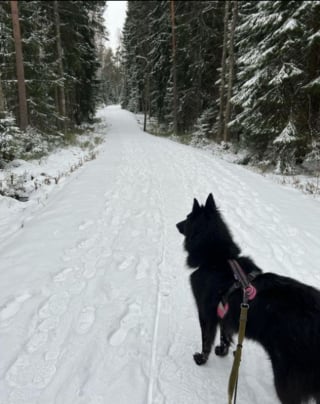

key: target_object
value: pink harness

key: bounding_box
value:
[217,260,258,319]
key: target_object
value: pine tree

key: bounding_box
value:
[99,47,123,105]
[301,1,320,155]
[57,1,105,124]
[232,1,308,167]
[146,1,171,126]
[121,1,153,114]
[0,0,106,162]
[172,1,224,133]
[18,1,57,132]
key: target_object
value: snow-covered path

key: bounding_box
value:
[1,106,320,404]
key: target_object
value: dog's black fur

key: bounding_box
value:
[176,194,320,404]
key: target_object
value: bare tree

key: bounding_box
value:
[10,0,28,130]
[223,0,238,143]
[217,0,230,142]
[53,0,67,130]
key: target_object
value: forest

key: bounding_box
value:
[122,0,320,174]
[1,1,320,174]
[0,1,106,162]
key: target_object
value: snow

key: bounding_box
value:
[269,64,303,85]
[303,76,320,92]
[0,145,101,247]
[278,18,298,33]
[1,105,320,404]
[273,121,297,144]
[308,30,320,45]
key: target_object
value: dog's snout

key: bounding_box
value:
[176,220,186,235]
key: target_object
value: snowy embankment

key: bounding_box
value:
[0,105,320,404]
[0,123,105,247]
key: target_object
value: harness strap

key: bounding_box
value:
[221,269,259,304]
[217,266,259,319]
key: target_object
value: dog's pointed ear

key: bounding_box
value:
[205,193,216,212]
[192,198,200,213]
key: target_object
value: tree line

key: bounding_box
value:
[122,1,320,173]
[0,0,105,162]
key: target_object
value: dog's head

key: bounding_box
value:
[176,194,214,236]
[176,193,240,268]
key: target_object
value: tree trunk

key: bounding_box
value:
[170,0,178,134]
[217,0,230,142]
[53,0,67,130]
[10,0,28,130]
[223,0,238,143]
[0,74,5,114]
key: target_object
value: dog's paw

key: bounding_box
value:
[193,352,208,365]
[214,344,229,357]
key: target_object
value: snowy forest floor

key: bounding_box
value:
[0,105,320,404]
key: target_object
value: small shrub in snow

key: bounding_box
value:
[0,114,23,161]
[303,141,320,172]
[273,121,299,174]
[191,109,215,147]
[0,114,50,161]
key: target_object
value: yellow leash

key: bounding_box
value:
[228,303,249,404]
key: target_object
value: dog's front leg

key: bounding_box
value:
[193,314,217,365]
[214,323,231,356]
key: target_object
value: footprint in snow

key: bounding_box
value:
[108,303,141,347]
[82,265,97,279]
[119,255,136,272]
[53,267,74,282]
[53,267,86,295]
[38,316,59,332]
[135,257,149,280]
[79,220,94,231]
[67,279,86,295]
[38,292,69,319]
[27,331,48,353]
[75,306,96,335]
[0,292,31,323]
[6,352,57,390]
[77,238,95,249]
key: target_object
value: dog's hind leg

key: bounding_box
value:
[275,388,301,404]
[214,324,231,357]
[193,314,218,365]
[273,370,302,404]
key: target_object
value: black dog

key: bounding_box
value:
[176,193,320,404]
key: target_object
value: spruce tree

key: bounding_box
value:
[233,1,309,167]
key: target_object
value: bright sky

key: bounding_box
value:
[103,1,127,52]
